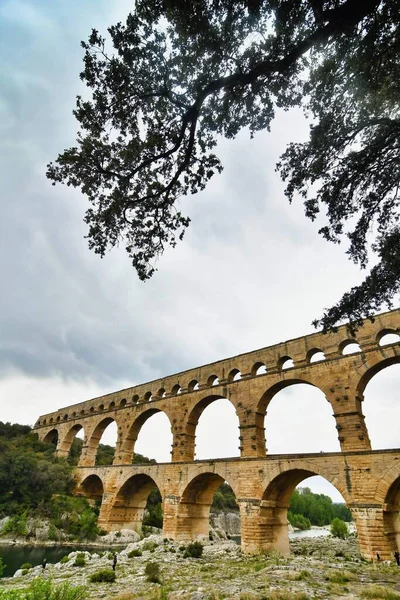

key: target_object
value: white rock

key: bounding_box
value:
[13,569,24,578]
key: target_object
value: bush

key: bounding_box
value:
[0,578,88,600]
[142,540,158,552]
[74,553,86,567]
[145,561,161,583]
[288,512,311,530]
[60,555,70,564]
[89,569,116,583]
[331,518,349,539]
[326,570,353,584]
[20,562,32,570]
[128,549,142,558]
[361,585,400,599]
[183,541,203,558]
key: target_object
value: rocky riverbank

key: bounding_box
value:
[1,534,400,599]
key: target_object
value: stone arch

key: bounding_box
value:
[228,369,241,382]
[357,359,400,450]
[376,329,400,345]
[80,417,118,467]
[258,467,349,555]
[252,362,267,376]
[58,423,85,459]
[306,348,326,363]
[184,394,239,461]
[278,356,294,370]
[257,378,338,455]
[108,473,162,533]
[43,428,58,447]
[356,355,400,398]
[383,477,400,553]
[339,339,361,355]
[77,474,104,503]
[176,472,239,541]
[116,408,172,465]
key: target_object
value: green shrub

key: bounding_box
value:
[128,549,142,558]
[145,561,161,583]
[73,553,86,567]
[4,578,88,600]
[142,540,158,552]
[183,541,203,558]
[330,518,349,539]
[326,570,353,584]
[361,585,400,599]
[20,562,32,570]
[89,569,116,583]
[2,513,28,537]
[60,555,70,564]
[0,557,5,577]
[48,524,58,541]
[288,512,311,530]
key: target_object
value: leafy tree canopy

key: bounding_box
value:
[47,0,400,330]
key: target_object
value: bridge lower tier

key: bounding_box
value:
[74,449,400,559]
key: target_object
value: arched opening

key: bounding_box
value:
[360,361,400,450]
[383,477,400,553]
[82,418,118,467]
[207,375,219,386]
[58,424,85,464]
[117,409,172,465]
[189,396,240,460]
[261,469,349,554]
[134,411,172,463]
[288,476,351,537]
[228,369,241,382]
[177,473,237,540]
[43,429,58,448]
[188,380,199,392]
[109,474,162,533]
[340,340,361,355]
[307,349,326,363]
[260,381,340,454]
[78,474,104,504]
[253,362,267,376]
[210,480,239,542]
[279,356,294,370]
[377,330,400,346]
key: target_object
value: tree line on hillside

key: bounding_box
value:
[288,487,352,530]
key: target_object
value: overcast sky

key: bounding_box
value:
[1,0,399,503]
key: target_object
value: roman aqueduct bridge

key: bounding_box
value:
[33,309,400,558]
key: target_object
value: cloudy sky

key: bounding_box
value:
[1,0,399,503]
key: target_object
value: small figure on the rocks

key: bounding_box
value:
[42,558,47,570]
[394,550,400,566]
[112,553,117,571]
[376,552,381,562]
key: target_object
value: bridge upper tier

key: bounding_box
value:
[33,308,400,432]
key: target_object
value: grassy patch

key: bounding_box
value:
[361,585,400,599]
[325,569,355,584]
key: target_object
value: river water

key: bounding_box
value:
[0,526,344,577]
[0,545,103,578]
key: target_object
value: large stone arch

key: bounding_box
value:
[79,416,120,467]
[58,423,85,459]
[177,394,240,462]
[254,378,332,456]
[253,466,350,555]
[115,407,172,465]
[356,354,400,399]
[107,473,162,533]
[76,474,104,504]
[174,471,240,541]
[42,428,59,447]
